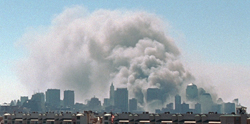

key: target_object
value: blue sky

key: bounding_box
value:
[1,1,250,108]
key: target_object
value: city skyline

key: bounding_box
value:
[1,83,240,115]
[1,1,250,112]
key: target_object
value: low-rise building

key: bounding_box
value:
[2,111,249,124]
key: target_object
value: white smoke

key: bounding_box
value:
[17,6,194,109]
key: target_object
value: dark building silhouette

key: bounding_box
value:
[46,89,60,107]
[31,92,45,103]
[103,98,110,107]
[20,96,28,106]
[181,102,189,113]
[175,94,181,113]
[87,97,101,111]
[199,92,213,113]
[129,98,137,112]
[110,83,115,106]
[63,90,74,107]
[23,92,45,112]
[223,102,235,114]
[195,103,201,114]
[114,88,128,112]
[186,83,198,101]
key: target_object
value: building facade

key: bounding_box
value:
[64,90,75,108]
[114,88,128,112]
[46,89,61,108]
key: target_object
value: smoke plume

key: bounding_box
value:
[18,6,194,108]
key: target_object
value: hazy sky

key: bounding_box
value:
[1,1,250,110]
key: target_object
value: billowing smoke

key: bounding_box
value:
[18,6,194,109]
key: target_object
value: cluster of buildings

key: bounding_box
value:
[157,83,238,114]
[1,109,250,124]
[0,83,244,117]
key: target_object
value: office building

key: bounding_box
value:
[175,94,181,113]
[22,92,45,112]
[109,83,115,106]
[46,89,60,107]
[129,98,137,112]
[114,88,128,112]
[223,102,235,114]
[186,83,198,101]
[199,93,213,113]
[63,90,75,107]
[20,96,28,105]
[88,97,101,111]
[195,103,201,114]
[31,92,45,103]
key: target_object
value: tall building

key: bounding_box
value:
[199,93,213,113]
[46,89,60,107]
[175,94,181,113]
[109,83,115,106]
[233,98,239,106]
[181,102,189,113]
[20,96,28,105]
[87,97,101,111]
[103,98,110,107]
[186,83,198,101]
[146,88,160,103]
[114,88,128,112]
[195,103,201,114]
[223,102,235,114]
[30,92,45,112]
[129,98,137,112]
[63,90,74,107]
[31,92,45,103]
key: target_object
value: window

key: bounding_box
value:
[4,116,7,119]
[105,122,109,124]
[77,122,80,124]
[105,117,109,120]
[77,116,80,120]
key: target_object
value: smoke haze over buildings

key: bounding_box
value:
[18,6,197,109]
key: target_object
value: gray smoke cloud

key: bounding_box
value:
[18,6,194,109]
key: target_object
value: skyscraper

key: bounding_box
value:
[175,94,181,113]
[186,83,198,101]
[110,83,115,106]
[20,96,28,105]
[129,98,137,112]
[195,103,201,114]
[223,102,235,114]
[103,98,110,107]
[30,92,45,112]
[87,96,101,111]
[114,88,128,112]
[46,89,60,107]
[31,92,45,103]
[199,93,213,113]
[63,90,75,107]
